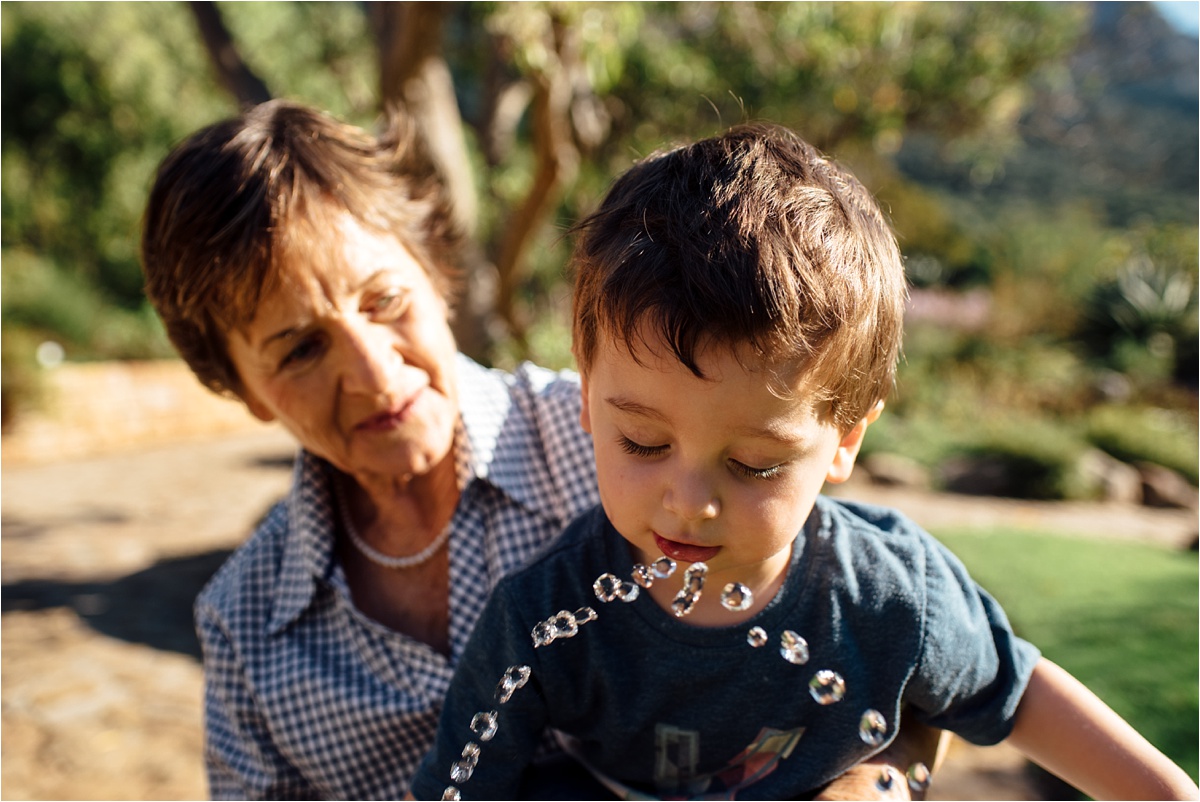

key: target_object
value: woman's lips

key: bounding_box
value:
[356,388,423,431]
[654,533,720,564]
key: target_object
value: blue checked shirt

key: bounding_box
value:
[195,356,599,799]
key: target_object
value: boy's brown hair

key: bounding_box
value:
[570,122,906,433]
[141,100,460,399]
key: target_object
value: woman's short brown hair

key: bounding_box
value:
[571,123,906,433]
[141,100,461,398]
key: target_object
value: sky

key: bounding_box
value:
[1154,0,1200,36]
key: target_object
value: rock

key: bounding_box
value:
[861,452,932,490]
[1076,448,1143,504]
[938,456,1015,497]
[1136,462,1199,510]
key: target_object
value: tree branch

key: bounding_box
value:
[187,2,271,106]
[492,16,580,348]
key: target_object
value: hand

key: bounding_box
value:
[815,720,947,801]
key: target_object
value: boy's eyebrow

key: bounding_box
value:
[606,394,811,447]
[604,395,667,422]
[735,420,810,448]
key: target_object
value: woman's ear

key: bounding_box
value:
[241,389,277,423]
[826,401,884,484]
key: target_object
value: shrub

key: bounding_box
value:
[1086,405,1199,485]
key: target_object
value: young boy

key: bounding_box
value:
[410,124,1197,801]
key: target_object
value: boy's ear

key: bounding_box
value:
[578,371,593,435]
[826,401,884,484]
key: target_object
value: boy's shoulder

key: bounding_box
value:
[813,493,929,544]
[808,494,946,587]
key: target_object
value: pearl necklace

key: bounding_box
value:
[334,477,452,570]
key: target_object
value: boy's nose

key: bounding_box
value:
[663,476,720,523]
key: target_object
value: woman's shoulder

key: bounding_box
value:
[194,499,292,625]
[456,355,582,409]
[498,505,607,590]
[456,355,598,524]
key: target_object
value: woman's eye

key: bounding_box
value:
[730,460,784,481]
[618,436,668,459]
[368,290,410,319]
[280,336,324,369]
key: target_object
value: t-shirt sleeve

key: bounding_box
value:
[905,534,1041,745]
[410,581,549,800]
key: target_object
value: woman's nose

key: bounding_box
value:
[338,320,398,396]
[663,472,720,522]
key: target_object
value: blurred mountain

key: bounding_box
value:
[896,1,1199,227]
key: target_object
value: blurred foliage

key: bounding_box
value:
[1086,405,1200,484]
[3,1,1196,500]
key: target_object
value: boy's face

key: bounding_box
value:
[580,331,876,621]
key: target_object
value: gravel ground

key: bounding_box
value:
[3,425,1194,801]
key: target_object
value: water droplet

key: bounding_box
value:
[808,670,846,705]
[906,762,931,793]
[550,610,579,639]
[779,630,809,664]
[574,606,597,624]
[651,556,677,578]
[632,563,654,588]
[531,620,553,648]
[875,767,895,793]
[616,581,640,602]
[450,760,474,783]
[720,582,752,611]
[495,665,531,703]
[671,590,698,618]
[441,787,461,801]
[683,562,707,594]
[470,711,498,741]
[859,709,888,746]
[593,573,621,602]
[461,742,481,766]
[747,626,769,647]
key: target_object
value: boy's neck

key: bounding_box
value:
[635,541,796,628]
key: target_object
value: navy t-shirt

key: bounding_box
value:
[411,495,1040,800]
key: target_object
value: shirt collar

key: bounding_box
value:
[268,450,337,634]
[267,354,562,633]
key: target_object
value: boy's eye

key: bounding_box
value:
[617,436,668,459]
[730,460,785,481]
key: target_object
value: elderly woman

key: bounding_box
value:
[141,100,937,799]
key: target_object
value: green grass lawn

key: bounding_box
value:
[934,527,1199,785]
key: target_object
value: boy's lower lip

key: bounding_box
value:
[653,534,721,564]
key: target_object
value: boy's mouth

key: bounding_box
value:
[654,533,721,564]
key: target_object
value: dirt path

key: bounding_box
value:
[2,423,1194,800]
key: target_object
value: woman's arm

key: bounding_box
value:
[1008,657,1198,801]
[197,608,316,800]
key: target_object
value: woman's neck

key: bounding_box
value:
[344,449,461,551]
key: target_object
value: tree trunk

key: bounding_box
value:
[371,2,495,361]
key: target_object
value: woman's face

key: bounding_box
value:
[227,212,460,484]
